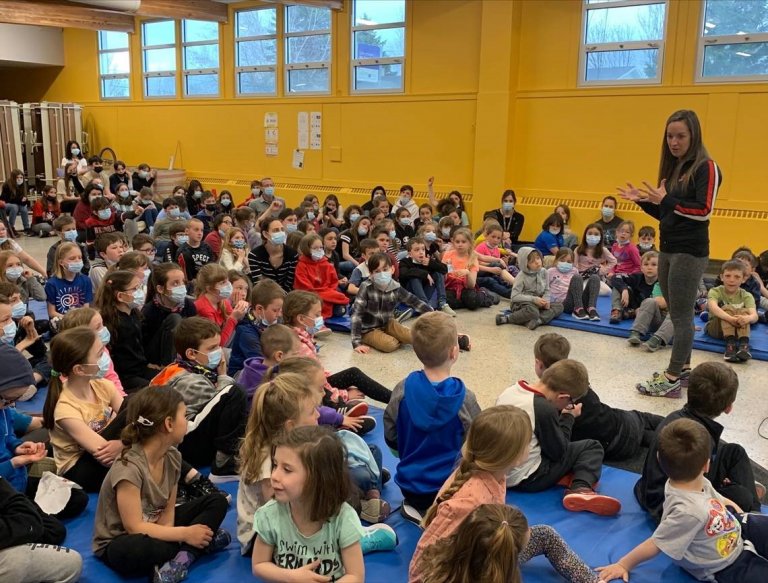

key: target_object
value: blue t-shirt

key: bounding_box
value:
[534,231,564,256]
[45,274,93,314]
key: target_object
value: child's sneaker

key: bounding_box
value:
[572,308,588,320]
[627,330,643,345]
[495,313,509,326]
[314,325,333,338]
[400,503,424,526]
[699,310,710,322]
[678,368,691,389]
[636,371,681,398]
[394,307,413,323]
[623,308,636,320]
[587,308,600,321]
[16,385,37,402]
[361,524,398,554]
[642,335,664,352]
[341,415,376,435]
[458,334,471,351]
[360,498,392,523]
[609,309,622,324]
[185,474,232,505]
[210,454,239,484]
[338,401,368,417]
[204,528,232,554]
[440,303,457,317]
[526,317,542,330]
[563,488,621,516]
[737,339,752,362]
[724,338,739,363]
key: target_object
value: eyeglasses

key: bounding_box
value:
[564,394,581,411]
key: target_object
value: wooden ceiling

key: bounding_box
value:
[0,0,343,34]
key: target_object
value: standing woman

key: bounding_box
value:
[483,189,525,245]
[620,110,721,397]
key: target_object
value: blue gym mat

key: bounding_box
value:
[32,406,698,583]
[540,296,768,362]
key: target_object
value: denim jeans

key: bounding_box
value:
[404,272,447,308]
[5,203,30,230]
[349,444,384,493]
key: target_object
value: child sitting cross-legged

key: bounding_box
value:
[46,215,91,277]
[496,359,621,516]
[293,232,349,318]
[410,406,601,583]
[384,311,480,523]
[399,236,452,315]
[474,220,516,298]
[627,280,675,355]
[609,250,658,324]
[598,418,768,583]
[547,247,600,320]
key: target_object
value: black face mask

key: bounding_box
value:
[205,204,217,212]
[94,166,103,173]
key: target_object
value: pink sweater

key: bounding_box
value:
[547,266,579,303]
[574,248,617,275]
[610,241,642,275]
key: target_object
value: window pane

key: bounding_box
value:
[354,63,402,91]
[703,0,768,37]
[287,68,329,93]
[185,73,219,96]
[99,51,130,75]
[286,6,331,33]
[237,8,276,37]
[183,19,219,42]
[146,76,176,97]
[102,77,129,98]
[237,39,277,66]
[354,0,405,26]
[184,44,219,69]
[99,31,128,50]
[585,48,659,81]
[585,4,665,44]
[287,35,331,63]
[143,20,175,46]
[144,47,176,72]
[703,42,768,77]
[239,71,276,94]
[354,27,404,59]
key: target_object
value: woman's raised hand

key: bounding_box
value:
[616,182,645,202]
[639,179,667,204]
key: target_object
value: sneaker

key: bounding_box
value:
[627,330,643,346]
[314,325,333,338]
[458,334,471,351]
[526,317,542,330]
[724,339,739,363]
[175,483,191,507]
[338,401,368,417]
[623,308,636,320]
[360,498,392,523]
[361,524,398,554]
[636,371,681,398]
[495,313,509,326]
[341,415,376,435]
[737,341,752,362]
[400,503,424,526]
[16,385,37,402]
[572,308,588,320]
[490,293,501,305]
[153,561,188,583]
[394,307,413,323]
[759,311,767,324]
[440,303,457,317]
[609,309,622,324]
[209,454,240,484]
[563,488,621,516]
[204,528,232,554]
[587,308,600,321]
[186,474,232,505]
[642,335,664,352]
[700,310,710,322]
[381,467,391,484]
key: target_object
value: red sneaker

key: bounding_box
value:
[563,488,621,516]
[339,401,368,417]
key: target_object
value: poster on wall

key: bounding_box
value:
[292,149,305,169]
[310,112,322,150]
[298,112,309,150]
[264,112,278,128]
[265,128,279,144]
[266,144,278,156]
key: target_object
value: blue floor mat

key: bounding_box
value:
[53,407,698,583]
[325,314,352,332]
[538,296,768,362]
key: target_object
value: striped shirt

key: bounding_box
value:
[247,245,297,292]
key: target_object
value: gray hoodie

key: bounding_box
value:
[510,247,549,304]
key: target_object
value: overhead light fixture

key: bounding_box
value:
[705,22,716,29]
[735,51,752,57]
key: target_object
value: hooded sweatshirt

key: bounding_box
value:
[510,247,549,305]
[384,370,480,495]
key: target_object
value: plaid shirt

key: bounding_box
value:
[350,279,431,347]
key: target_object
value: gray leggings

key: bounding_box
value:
[658,252,709,376]
[563,274,600,313]
[0,544,82,583]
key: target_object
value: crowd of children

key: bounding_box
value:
[0,171,766,583]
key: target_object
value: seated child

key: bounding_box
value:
[228,279,285,376]
[153,196,187,242]
[638,225,657,253]
[609,249,658,324]
[705,260,758,362]
[235,324,298,409]
[599,418,768,583]
[475,221,515,298]
[45,242,93,322]
[410,407,600,583]
[347,238,378,296]
[1,251,45,304]
[293,233,349,318]
[547,247,600,320]
[371,225,400,279]
[0,285,49,388]
[218,227,249,274]
[193,263,250,347]
[150,317,247,481]
[732,249,768,312]
[162,221,189,264]
[498,247,564,329]
[628,281,675,354]
[634,362,762,522]
[442,227,495,311]
[46,215,90,276]
[496,359,621,516]
[399,237,451,314]
[132,233,158,263]
[610,220,642,277]
[533,212,565,258]
[92,386,230,583]
[176,218,215,283]
[575,223,617,297]
[384,312,480,521]
[85,196,118,247]
[89,231,127,290]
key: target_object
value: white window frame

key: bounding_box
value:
[182,19,220,98]
[98,31,130,100]
[696,0,768,83]
[142,19,177,99]
[579,0,668,87]
[234,7,278,97]
[284,5,332,96]
[350,0,405,94]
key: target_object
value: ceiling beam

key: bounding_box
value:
[262,0,344,11]
[136,0,228,23]
[0,0,135,32]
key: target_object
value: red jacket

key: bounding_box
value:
[294,255,349,318]
[194,294,237,346]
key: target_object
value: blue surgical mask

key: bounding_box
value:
[139,170,149,179]
[617,238,630,246]
[270,231,287,246]
[441,228,451,238]
[218,281,233,299]
[349,213,361,223]
[0,238,6,245]
[502,202,514,212]
[400,217,412,226]
[388,229,397,240]
[424,232,437,242]
[98,326,111,345]
[286,223,298,233]
[126,288,145,308]
[200,347,222,370]
[601,207,615,219]
[67,261,84,273]
[311,248,325,261]
[194,191,203,199]
[218,229,227,238]
[306,315,324,335]
[399,196,410,206]
[251,187,261,196]
[2,321,17,344]
[5,266,23,281]
[63,229,78,242]
[307,211,315,220]
[357,226,369,236]
[176,235,189,245]
[556,262,572,273]
[71,148,80,156]
[169,284,187,304]
[373,271,392,288]
[221,198,231,207]
[232,239,246,249]
[97,209,111,220]
[549,228,560,236]
[263,187,275,197]
[93,352,110,378]
[118,190,130,199]
[169,208,181,218]
[639,242,653,251]
[11,301,26,319]
[143,269,151,285]
[586,235,601,247]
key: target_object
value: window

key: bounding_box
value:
[142,20,177,98]
[351,0,405,92]
[580,0,668,85]
[98,31,130,99]
[285,5,331,94]
[235,7,278,95]
[698,0,768,82]
[183,19,220,96]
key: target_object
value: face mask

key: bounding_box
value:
[556,262,572,273]
[218,229,227,238]
[87,352,111,379]
[97,209,111,220]
[586,235,601,247]
[285,223,298,233]
[601,207,615,219]
[639,242,653,251]
[2,321,17,344]
[270,231,287,246]
[176,234,189,246]
[139,199,152,207]
[349,213,361,223]
[11,301,26,319]
[139,170,148,179]
[125,288,145,309]
[549,228,560,236]
[169,208,181,218]
[5,266,23,281]
[0,237,6,245]
[251,187,261,196]
[143,269,151,285]
[94,166,103,173]
[388,229,397,240]
[232,239,246,249]
[617,238,630,246]
[218,281,233,299]
[205,204,217,212]
[193,191,203,199]
[424,232,437,242]
[306,315,324,335]
[357,226,368,236]
[441,227,451,237]
[16,178,23,186]
[263,187,275,197]
[373,271,393,288]
[311,248,325,261]
[502,202,515,212]
[63,229,78,242]
[67,260,84,273]
[71,148,80,156]
[399,196,410,206]
[221,198,231,207]
[169,284,187,304]
[307,211,315,220]
[47,194,58,201]
[118,190,130,199]
[400,217,412,226]
[98,326,111,345]
[202,347,223,370]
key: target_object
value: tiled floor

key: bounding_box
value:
[18,231,768,469]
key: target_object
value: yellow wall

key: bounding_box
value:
[1,0,767,258]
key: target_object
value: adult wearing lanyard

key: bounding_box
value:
[484,189,525,244]
[619,110,721,397]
